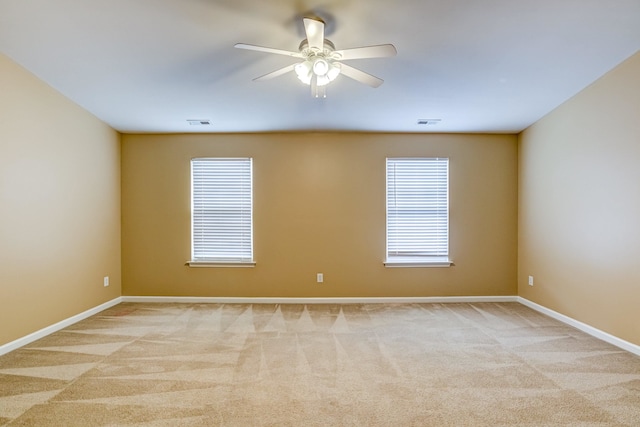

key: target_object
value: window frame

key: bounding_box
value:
[188,157,255,267]
[385,157,452,268]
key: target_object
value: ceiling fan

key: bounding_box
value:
[234,17,397,98]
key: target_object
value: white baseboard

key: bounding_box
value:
[517,297,640,356]
[0,297,122,357]
[5,295,636,358]
[121,295,519,304]
[0,295,517,355]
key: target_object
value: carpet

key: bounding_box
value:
[0,302,639,426]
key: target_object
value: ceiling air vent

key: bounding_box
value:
[187,119,211,126]
[417,119,441,125]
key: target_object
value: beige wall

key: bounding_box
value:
[3,43,637,350]
[121,132,517,298]
[0,53,121,346]
[518,52,640,345]
[2,38,636,350]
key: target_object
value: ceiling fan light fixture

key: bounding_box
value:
[295,58,340,86]
[326,63,341,80]
[313,58,329,75]
[294,61,312,84]
[235,17,396,96]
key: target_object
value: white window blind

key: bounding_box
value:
[191,158,253,263]
[386,158,449,264]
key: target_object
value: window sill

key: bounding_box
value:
[187,261,256,268]
[384,258,453,268]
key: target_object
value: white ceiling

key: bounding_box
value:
[1,0,639,134]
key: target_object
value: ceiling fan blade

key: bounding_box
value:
[303,18,325,51]
[234,43,302,58]
[253,63,297,82]
[333,44,397,61]
[338,63,384,88]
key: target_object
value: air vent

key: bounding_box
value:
[417,119,441,125]
[187,119,211,126]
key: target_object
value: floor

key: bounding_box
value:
[1,302,639,426]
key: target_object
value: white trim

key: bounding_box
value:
[0,297,122,356]
[0,295,516,356]
[122,295,518,304]
[187,261,256,268]
[517,297,640,356]
[384,260,453,268]
[9,296,635,358]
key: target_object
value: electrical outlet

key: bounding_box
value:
[528,276,534,286]
[104,276,109,287]
[317,273,323,283]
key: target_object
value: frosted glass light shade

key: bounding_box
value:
[295,58,340,86]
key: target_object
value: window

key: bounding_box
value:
[386,157,451,267]
[190,158,254,266]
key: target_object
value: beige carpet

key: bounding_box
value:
[0,302,639,426]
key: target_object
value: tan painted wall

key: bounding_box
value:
[518,52,640,345]
[0,53,121,346]
[121,132,517,298]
